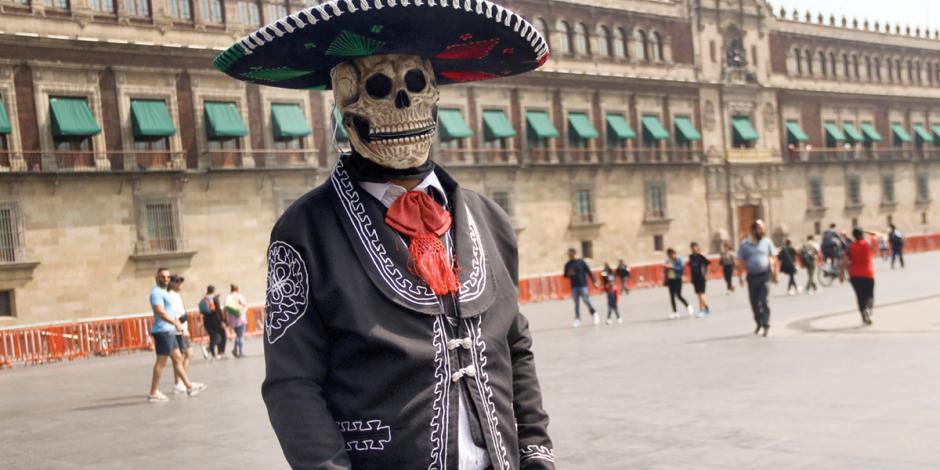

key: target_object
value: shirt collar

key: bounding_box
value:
[359,171,448,209]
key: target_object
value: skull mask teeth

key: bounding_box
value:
[331,54,440,169]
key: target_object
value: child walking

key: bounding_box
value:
[601,264,622,325]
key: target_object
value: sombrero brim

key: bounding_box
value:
[213,0,549,90]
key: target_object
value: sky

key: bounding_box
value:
[771,0,940,32]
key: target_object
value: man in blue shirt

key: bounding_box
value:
[147,267,205,402]
[737,220,778,337]
[563,248,598,327]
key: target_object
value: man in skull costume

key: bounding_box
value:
[215,1,553,469]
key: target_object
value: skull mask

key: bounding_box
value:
[332,54,440,169]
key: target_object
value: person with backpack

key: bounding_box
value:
[199,285,227,360]
[800,235,820,295]
[777,239,799,295]
[225,284,248,358]
[888,224,905,269]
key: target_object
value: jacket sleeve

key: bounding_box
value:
[261,229,351,470]
[508,310,555,469]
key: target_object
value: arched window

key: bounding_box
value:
[843,54,850,77]
[805,49,813,75]
[574,23,590,55]
[896,59,903,82]
[852,56,859,79]
[829,52,837,76]
[556,21,571,54]
[819,52,828,77]
[865,56,872,81]
[613,27,626,59]
[874,57,881,81]
[650,31,664,61]
[794,48,802,74]
[908,60,915,82]
[597,25,611,58]
[915,61,922,84]
[635,29,648,60]
[887,58,894,81]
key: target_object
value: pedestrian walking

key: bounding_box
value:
[168,275,194,395]
[737,220,778,337]
[664,248,693,319]
[688,242,711,317]
[616,259,631,295]
[199,285,227,360]
[225,284,248,358]
[147,268,205,402]
[878,235,890,261]
[800,235,820,294]
[844,227,875,325]
[719,241,737,294]
[778,239,799,295]
[563,248,598,327]
[888,224,905,269]
[601,263,621,325]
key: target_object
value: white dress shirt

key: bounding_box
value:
[359,174,491,470]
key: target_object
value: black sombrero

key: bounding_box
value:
[213,0,549,90]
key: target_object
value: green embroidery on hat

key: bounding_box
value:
[325,30,385,57]
[241,67,312,82]
[371,24,384,34]
[304,42,317,49]
[213,44,246,72]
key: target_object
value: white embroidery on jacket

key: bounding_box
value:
[466,316,511,470]
[330,159,486,307]
[264,241,309,344]
[520,444,555,463]
[428,315,451,469]
[336,420,392,451]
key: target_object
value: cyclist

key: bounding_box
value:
[820,223,847,264]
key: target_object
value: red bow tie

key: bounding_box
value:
[385,191,461,296]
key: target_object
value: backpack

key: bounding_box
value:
[890,231,904,247]
[799,245,815,266]
[198,297,214,315]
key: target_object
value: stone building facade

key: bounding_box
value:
[0,0,938,326]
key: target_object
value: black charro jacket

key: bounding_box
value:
[261,156,554,470]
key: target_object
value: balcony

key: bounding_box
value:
[204,150,321,170]
[785,147,923,162]
[726,148,777,162]
[607,148,703,164]
[10,151,185,173]
[437,148,518,166]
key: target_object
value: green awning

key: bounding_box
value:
[482,110,516,140]
[912,124,933,143]
[785,121,809,142]
[891,123,912,143]
[0,99,11,134]
[641,115,670,141]
[271,103,312,138]
[842,122,864,142]
[732,116,759,142]
[526,110,558,139]
[605,114,635,140]
[49,97,101,137]
[204,101,248,138]
[567,112,598,139]
[130,99,176,138]
[673,116,701,141]
[824,122,845,142]
[333,108,348,140]
[438,108,473,140]
[860,122,882,142]
[931,124,940,140]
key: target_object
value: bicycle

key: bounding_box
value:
[817,256,843,287]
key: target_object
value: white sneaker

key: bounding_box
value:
[187,382,207,397]
[147,391,169,403]
[605,318,612,325]
[173,382,187,395]
[201,346,209,359]
[592,313,600,325]
[572,319,582,328]
[669,313,679,320]
[686,305,695,316]
[617,318,623,325]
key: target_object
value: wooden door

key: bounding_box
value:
[737,205,758,242]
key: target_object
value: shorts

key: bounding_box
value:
[176,334,191,351]
[692,277,707,294]
[152,332,179,356]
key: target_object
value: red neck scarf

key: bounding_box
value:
[385,191,460,296]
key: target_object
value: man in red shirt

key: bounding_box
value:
[844,227,875,325]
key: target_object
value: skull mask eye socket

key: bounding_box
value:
[405,69,427,93]
[365,73,393,99]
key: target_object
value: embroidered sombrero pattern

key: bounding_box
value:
[214,0,550,90]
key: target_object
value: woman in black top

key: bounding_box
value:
[778,238,799,295]
[688,242,711,316]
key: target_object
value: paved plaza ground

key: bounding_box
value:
[3,252,940,469]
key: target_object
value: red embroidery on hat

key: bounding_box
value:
[502,47,515,55]
[438,70,499,82]
[537,52,550,67]
[459,33,473,41]
[435,38,499,60]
